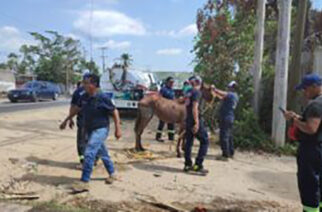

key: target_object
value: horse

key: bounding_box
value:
[134,84,215,157]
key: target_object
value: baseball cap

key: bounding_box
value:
[228,81,237,88]
[296,74,322,90]
[189,76,202,84]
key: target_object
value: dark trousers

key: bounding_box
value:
[156,120,175,141]
[297,143,322,210]
[219,119,234,157]
[184,119,209,167]
[77,126,88,162]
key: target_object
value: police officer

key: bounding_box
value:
[213,81,239,161]
[184,76,209,174]
[284,74,322,212]
[60,73,122,191]
[155,76,176,142]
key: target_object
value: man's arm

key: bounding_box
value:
[112,109,122,139]
[60,106,81,130]
[294,117,321,135]
[211,86,228,100]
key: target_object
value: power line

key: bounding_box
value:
[89,0,94,61]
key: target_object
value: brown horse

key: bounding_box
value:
[134,92,186,157]
[134,84,215,157]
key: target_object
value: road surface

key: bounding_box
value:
[0,99,69,113]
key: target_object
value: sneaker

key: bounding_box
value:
[183,165,192,172]
[192,165,209,174]
[71,181,89,193]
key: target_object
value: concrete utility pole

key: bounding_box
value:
[272,0,292,146]
[253,0,266,115]
[100,47,108,73]
[287,0,308,111]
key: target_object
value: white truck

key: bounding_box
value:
[100,67,158,110]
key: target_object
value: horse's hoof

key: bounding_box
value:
[177,153,181,158]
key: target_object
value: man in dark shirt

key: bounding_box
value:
[184,76,209,174]
[213,81,239,160]
[60,73,122,191]
[155,76,176,142]
[284,74,322,212]
[70,77,87,166]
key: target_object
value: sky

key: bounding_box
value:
[0,0,321,73]
[0,0,202,72]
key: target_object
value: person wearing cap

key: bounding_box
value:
[155,76,176,142]
[213,81,239,161]
[183,76,209,174]
[284,73,322,212]
[60,73,122,191]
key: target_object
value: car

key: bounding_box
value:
[7,81,60,103]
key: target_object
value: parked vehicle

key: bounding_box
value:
[101,68,158,110]
[7,81,60,103]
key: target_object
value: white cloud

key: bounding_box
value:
[94,40,131,50]
[0,26,33,52]
[74,10,146,37]
[155,24,197,38]
[156,48,182,55]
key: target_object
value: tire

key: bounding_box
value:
[52,93,58,101]
[10,99,17,103]
[31,94,38,102]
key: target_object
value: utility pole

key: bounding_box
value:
[100,47,108,73]
[253,0,266,115]
[287,0,308,111]
[272,0,292,146]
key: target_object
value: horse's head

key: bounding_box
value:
[201,83,215,102]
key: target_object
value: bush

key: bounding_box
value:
[234,108,297,156]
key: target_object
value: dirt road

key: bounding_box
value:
[0,106,301,211]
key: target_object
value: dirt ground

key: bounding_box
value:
[0,105,302,211]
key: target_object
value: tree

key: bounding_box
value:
[272,0,292,146]
[253,0,266,115]
[287,0,308,112]
[3,31,98,85]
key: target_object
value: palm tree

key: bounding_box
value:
[120,53,133,83]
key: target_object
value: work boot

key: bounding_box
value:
[216,154,229,162]
[192,164,209,174]
[183,165,192,172]
[156,138,165,143]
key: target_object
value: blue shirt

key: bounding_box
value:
[160,85,175,100]
[77,92,116,132]
[71,87,86,127]
[219,92,239,121]
[185,88,202,123]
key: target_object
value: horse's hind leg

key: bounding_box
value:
[176,129,185,158]
[134,105,153,151]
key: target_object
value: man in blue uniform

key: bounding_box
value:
[213,81,239,161]
[184,76,209,174]
[284,74,322,212]
[60,73,122,191]
[70,76,87,166]
[155,77,176,142]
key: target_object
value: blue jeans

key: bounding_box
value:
[81,127,114,182]
[219,119,234,157]
[184,119,209,167]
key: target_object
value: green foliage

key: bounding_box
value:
[234,108,297,155]
[3,31,99,84]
